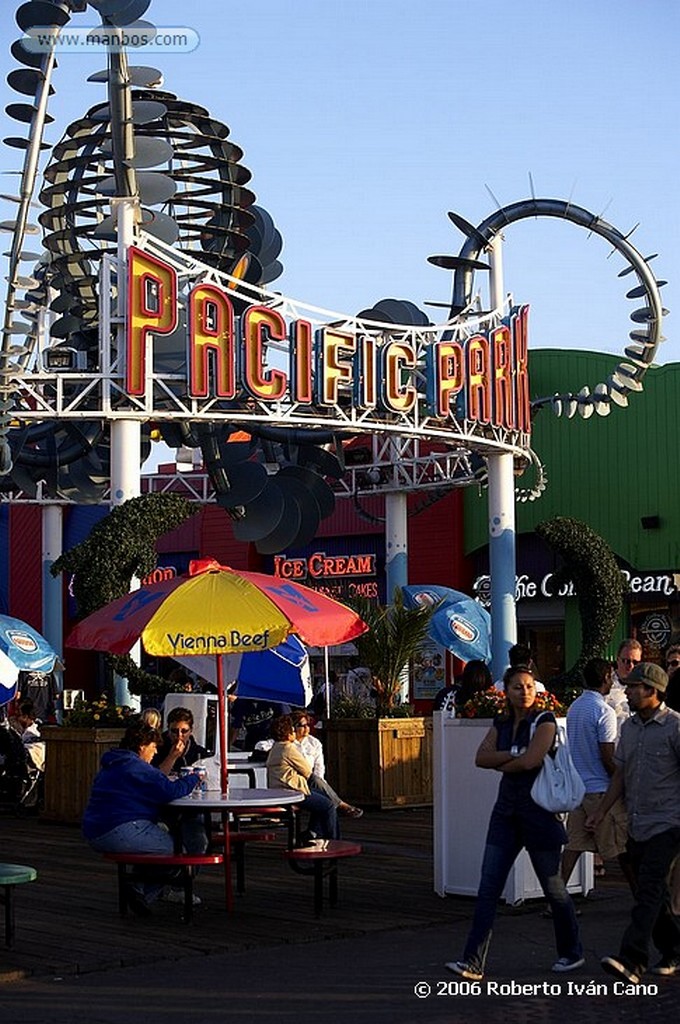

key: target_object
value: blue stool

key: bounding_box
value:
[0,863,37,947]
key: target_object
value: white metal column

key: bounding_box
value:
[487,234,517,680]
[385,486,409,702]
[42,504,63,720]
[109,196,141,709]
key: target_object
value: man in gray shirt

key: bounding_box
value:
[590,662,680,983]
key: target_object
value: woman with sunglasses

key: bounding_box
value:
[291,711,363,818]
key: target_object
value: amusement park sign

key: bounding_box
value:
[127,245,531,445]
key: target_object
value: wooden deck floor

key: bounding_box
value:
[0,806,466,982]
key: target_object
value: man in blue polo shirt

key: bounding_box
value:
[560,658,631,890]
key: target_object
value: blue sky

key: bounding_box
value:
[1,0,678,374]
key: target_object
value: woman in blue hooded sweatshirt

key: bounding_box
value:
[83,721,200,913]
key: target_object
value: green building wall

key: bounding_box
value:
[464,349,680,656]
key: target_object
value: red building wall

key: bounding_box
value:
[9,506,42,629]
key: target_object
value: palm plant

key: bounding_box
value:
[349,588,435,716]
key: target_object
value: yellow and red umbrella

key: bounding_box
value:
[67,559,367,792]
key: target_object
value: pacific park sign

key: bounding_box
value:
[126,245,531,445]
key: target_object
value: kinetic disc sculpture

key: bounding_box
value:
[0,0,669,549]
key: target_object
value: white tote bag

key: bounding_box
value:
[530,714,586,814]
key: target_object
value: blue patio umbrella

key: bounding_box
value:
[0,614,62,706]
[402,585,491,663]
[174,634,312,708]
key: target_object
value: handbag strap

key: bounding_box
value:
[529,711,559,753]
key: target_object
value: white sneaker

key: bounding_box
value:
[445,961,484,981]
[160,889,201,906]
[552,956,585,973]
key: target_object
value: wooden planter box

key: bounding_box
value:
[325,717,433,809]
[42,727,125,824]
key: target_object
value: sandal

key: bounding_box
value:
[346,805,364,818]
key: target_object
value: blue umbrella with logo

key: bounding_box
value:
[173,634,312,708]
[0,614,61,706]
[402,585,491,663]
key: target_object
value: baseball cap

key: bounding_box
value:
[626,662,668,693]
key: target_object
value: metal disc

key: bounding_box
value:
[97,171,176,204]
[10,250,44,262]
[16,2,71,31]
[124,136,174,168]
[87,65,163,87]
[630,306,669,323]
[373,298,420,324]
[395,299,430,326]
[232,480,286,542]
[49,293,73,313]
[0,220,40,234]
[50,314,83,338]
[107,0,153,25]
[91,216,117,240]
[10,39,48,69]
[215,461,268,507]
[90,100,166,125]
[428,254,490,272]
[5,102,54,124]
[447,211,490,249]
[7,69,56,97]
[297,444,343,479]
[138,209,179,244]
[131,100,167,124]
[277,465,335,519]
[258,259,284,285]
[3,137,50,151]
[219,440,257,465]
[254,487,303,555]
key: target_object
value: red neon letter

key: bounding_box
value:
[512,305,531,434]
[127,246,177,396]
[188,284,236,398]
[491,325,513,429]
[465,334,491,423]
[290,318,313,404]
[243,306,287,401]
[382,340,416,413]
[430,340,464,418]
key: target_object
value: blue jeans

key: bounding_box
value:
[463,837,582,971]
[89,819,175,902]
[302,791,339,839]
[620,827,680,970]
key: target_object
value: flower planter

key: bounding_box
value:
[325,717,433,809]
[41,726,125,824]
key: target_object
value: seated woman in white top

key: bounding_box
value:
[291,711,363,818]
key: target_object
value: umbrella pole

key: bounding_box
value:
[324,646,330,718]
[216,655,228,795]
[216,654,233,911]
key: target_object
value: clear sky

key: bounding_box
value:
[1,0,678,375]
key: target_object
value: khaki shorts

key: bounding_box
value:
[565,791,628,861]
